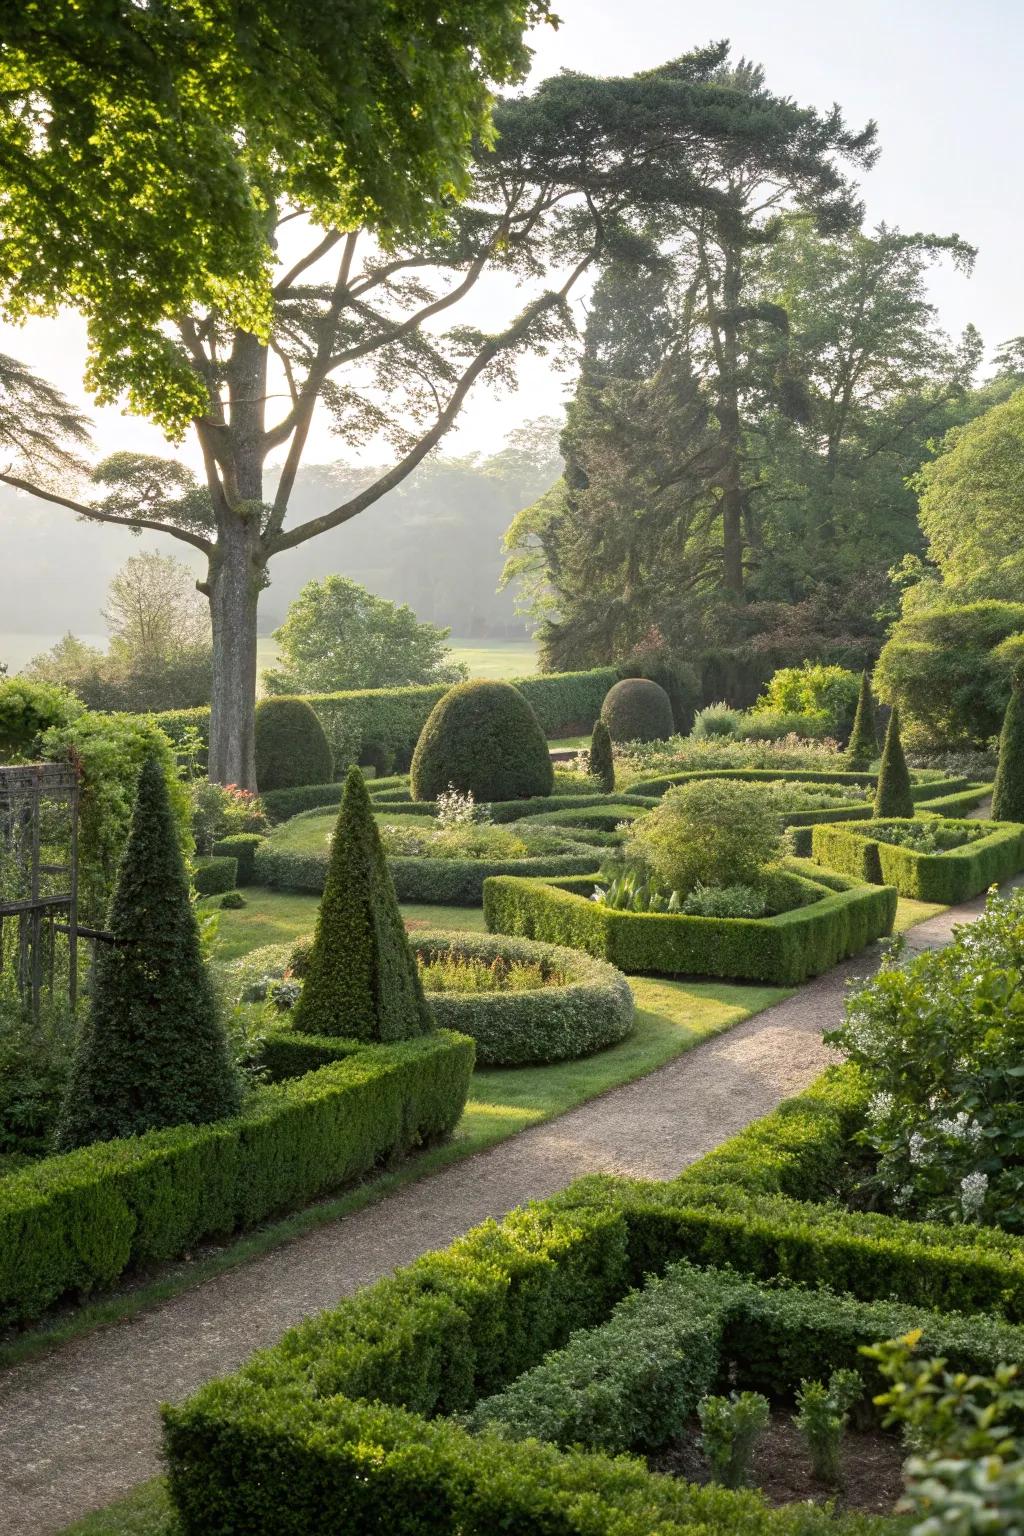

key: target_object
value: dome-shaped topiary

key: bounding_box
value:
[600,677,675,743]
[254,697,332,791]
[410,680,554,802]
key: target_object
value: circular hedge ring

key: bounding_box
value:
[408,930,634,1066]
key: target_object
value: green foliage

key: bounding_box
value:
[992,668,1024,822]
[484,865,896,986]
[753,664,860,735]
[811,818,1023,903]
[589,718,615,792]
[600,677,675,743]
[0,978,79,1158]
[190,780,266,854]
[264,576,466,695]
[408,931,634,1067]
[411,680,554,802]
[193,856,238,896]
[211,834,264,885]
[793,1370,863,1487]
[873,708,914,818]
[261,782,343,822]
[827,886,1024,1231]
[875,602,1024,749]
[291,767,432,1041]
[691,701,745,740]
[254,697,333,792]
[624,779,782,894]
[846,673,878,770]
[57,758,240,1149]
[698,1391,770,1488]
[0,1031,472,1326]
[0,676,83,757]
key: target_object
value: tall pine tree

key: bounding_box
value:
[57,756,239,1148]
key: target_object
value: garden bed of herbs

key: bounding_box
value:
[811,816,1024,901]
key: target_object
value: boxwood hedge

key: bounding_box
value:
[408,931,634,1066]
[0,1030,473,1327]
[193,854,237,895]
[811,816,1024,901]
[484,865,897,985]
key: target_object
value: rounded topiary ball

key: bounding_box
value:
[600,678,675,743]
[255,698,333,791]
[411,681,554,803]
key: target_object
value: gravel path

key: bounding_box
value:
[0,886,1008,1534]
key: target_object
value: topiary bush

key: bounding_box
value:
[992,665,1024,822]
[254,697,333,792]
[589,718,615,793]
[410,680,554,803]
[873,706,914,819]
[600,678,675,744]
[624,779,781,895]
[845,672,877,770]
[56,756,240,1149]
[291,766,433,1041]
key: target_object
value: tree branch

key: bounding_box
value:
[0,473,214,554]
[272,230,344,297]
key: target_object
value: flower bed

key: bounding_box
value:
[484,864,896,985]
[407,931,634,1066]
[811,817,1024,902]
[0,1030,473,1327]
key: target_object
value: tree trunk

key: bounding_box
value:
[207,518,264,789]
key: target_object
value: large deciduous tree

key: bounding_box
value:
[0,39,780,786]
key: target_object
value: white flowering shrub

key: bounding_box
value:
[827,888,1024,1231]
[435,784,488,829]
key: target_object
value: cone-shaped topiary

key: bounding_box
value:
[846,671,878,770]
[600,677,675,743]
[410,680,554,802]
[255,697,332,791]
[873,706,914,819]
[589,717,615,793]
[56,756,240,1149]
[992,666,1024,821]
[291,765,434,1040]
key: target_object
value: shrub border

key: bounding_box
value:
[811,816,1024,901]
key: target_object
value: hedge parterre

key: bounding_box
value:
[484,863,896,985]
[811,816,1024,902]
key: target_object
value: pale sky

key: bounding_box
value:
[2,0,1020,474]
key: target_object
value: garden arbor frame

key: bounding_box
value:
[0,762,79,1018]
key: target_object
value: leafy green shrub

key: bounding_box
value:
[736,708,833,741]
[194,854,238,895]
[869,819,985,854]
[753,663,860,736]
[597,678,674,746]
[691,701,743,740]
[793,1370,863,1487]
[219,890,246,910]
[211,833,264,884]
[624,779,781,895]
[411,680,554,802]
[873,706,914,818]
[698,1391,770,1488]
[0,676,83,757]
[846,672,878,770]
[0,980,78,1157]
[254,697,333,792]
[261,781,343,822]
[992,665,1024,822]
[190,780,266,854]
[0,1030,472,1326]
[589,717,615,792]
[57,757,240,1150]
[291,766,432,1040]
[592,871,769,917]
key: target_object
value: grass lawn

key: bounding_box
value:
[203,887,485,961]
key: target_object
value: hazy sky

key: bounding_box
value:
[2,0,1020,474]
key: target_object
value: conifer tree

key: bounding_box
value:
[992,666,1024,822]
[291,766,433,1040]
[873,706,914,819]
[846,671,878,770]
[57,756,239,1149]
[589,717,615,793]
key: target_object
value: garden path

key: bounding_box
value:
[0,882,1013,1535]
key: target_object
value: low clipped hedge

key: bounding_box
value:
[193,855,237,895]
[811,816,1024,901]
[261,782,344,823]
[211,834,264,885]
[484,865,896,985]
[626,766,969,799]
[514,801,655,834]
[0,1031,473,1327]
[408,932,634,1066]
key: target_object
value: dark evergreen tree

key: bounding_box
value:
[992,667,1024,822]
[589,718,615,793]
[291,766,433,1041]
[873,706,914,819]
[57,756,239,1149]
[846,671,878,769]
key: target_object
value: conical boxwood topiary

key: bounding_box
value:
[56,756,240,1150]
[846,671,878,770]
[589,717,615,793]
[255,697,333,791]
[992,665,1024,821]
[873,706,914,819]
[291,765,434,1040]
[600,677,675,743]
[410,680,553,803]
